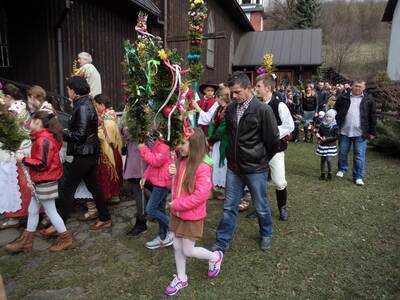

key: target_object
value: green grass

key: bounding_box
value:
[1,142,399,299]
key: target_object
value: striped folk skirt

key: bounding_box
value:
[316,145,337,157]
[35,181,59,201]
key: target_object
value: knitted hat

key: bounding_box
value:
[325,109,337,118]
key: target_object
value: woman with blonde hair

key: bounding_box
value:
[301,84,318,142]
[27,85,54,114]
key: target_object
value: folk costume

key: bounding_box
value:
[208,104,228,188]
[263,92,294,221]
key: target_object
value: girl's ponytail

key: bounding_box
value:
[31,111,63,140]
[184,128,208,194]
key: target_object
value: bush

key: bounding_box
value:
[370,119,400,158]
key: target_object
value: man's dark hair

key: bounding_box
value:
[226,71,251,88]
[94,94,111,108]
[66,76,90,95]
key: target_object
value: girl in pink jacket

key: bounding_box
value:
[164,128,223,296]
[138,130,173,249]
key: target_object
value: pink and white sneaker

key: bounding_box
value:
[164,275,188,296]
[208,250,224,278]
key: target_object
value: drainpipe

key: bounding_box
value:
[164,0,167,48]
[56,0,72,97]
[156,0,167,47]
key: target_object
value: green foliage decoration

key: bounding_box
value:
[0,99,27,152]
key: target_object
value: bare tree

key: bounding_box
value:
[321,0,390,74]
[264,0,296,30]
[321,0,361,72]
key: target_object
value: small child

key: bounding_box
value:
[195,83,219,137]
[138,129,173,249]
[164,128,223,296]
[316,109,339,180]
[5,111,75,253]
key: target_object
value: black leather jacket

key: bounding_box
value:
[334,92,376,138]
[63,95,100,156]
[225,96,280,174]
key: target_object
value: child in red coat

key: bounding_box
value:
[5,111,75,253]
[164,128,223,296]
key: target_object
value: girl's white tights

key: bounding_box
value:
[27,197,67,233]
[173,233,218,281]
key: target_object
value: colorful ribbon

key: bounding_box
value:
[145,59,160,95]
[153,63,181,130]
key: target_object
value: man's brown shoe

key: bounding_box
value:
[89,220,112,231]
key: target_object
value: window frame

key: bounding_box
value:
[0,6,10,68]
[206,10,215,69]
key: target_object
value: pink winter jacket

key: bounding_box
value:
[171,156,213,221]
[139,140,172,189]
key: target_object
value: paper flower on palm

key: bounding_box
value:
[158,49,168,60]
[137,42,146,51]
[256,67,266,74]
[263,53,274,71]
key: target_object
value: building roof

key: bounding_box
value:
[233,29,322,67]
[382,0,398,22]
[219,0,254,32]
[130,0,160,16]
[241,3,264,13]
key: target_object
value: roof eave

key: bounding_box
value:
[219,0,254,32]
[382,0,397,22]
[233,64,322,68]
[130,0,161,16]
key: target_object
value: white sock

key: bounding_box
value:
[173,235,187,281]
[182,238,218,261]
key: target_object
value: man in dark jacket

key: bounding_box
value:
[212,71,280,252]
[316,81,328,112]
[58,76,111,230]
[334,79,376,186]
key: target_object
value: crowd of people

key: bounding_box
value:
[0,52,376,296]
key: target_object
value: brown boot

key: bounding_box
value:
[48,230,76,252]
[4,230,35,253]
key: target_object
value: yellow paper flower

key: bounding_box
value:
[137,42,146,50]
[263,53,273,70]
[194,0,204,4]
[158,49,168,60]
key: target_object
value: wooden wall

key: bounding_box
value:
[0,1,52,90]
[233,66,318,86]
[165,0,248,87]
[0,0,161,110]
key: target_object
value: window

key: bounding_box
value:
[229,32,235,74]
[0,6,10,68]
[206,11,215,68]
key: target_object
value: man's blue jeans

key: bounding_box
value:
[338,135,367,180]
[145,186,169,240]
[215,168,273,250]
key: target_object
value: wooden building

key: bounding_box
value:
[155,0,254,86]
[0,0,322,110]
[0,0,161,110]
[382,0,400,80]
[233,29,322,86]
